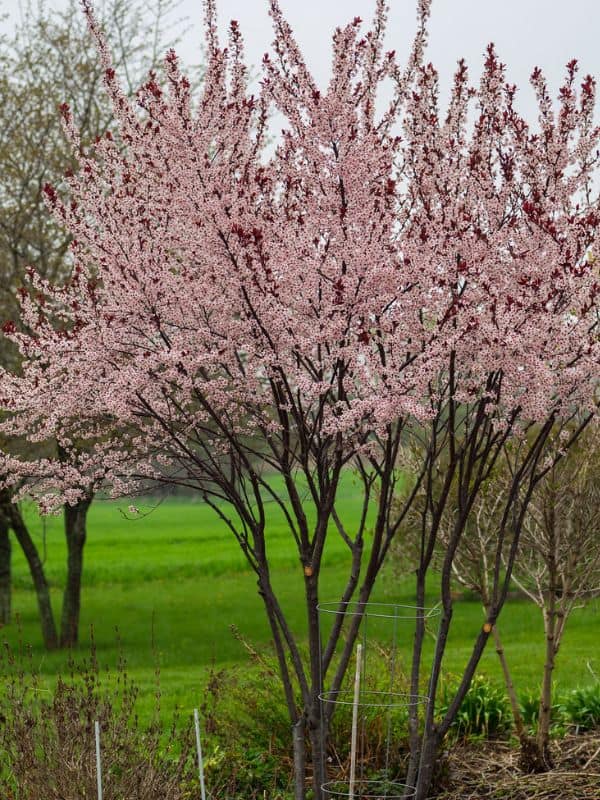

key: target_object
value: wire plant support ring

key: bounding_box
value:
[317,602,440,800]
[321,780,416,799]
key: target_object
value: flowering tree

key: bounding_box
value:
[385,40,600,794]
[0,0,188,648]
[1,0,600,797]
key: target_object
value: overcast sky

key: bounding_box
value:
[3,0,600,121]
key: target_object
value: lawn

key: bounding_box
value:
[2,473,600,722]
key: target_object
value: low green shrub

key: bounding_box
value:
[518,688,566,735]
[200,656,295,799]
[441,676,512,740]
[200,638,412,797]
[518,689,540,729]
[561,683,600,732]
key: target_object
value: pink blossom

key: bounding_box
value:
[0,0,598,505]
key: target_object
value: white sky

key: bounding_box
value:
[2,0,600,121]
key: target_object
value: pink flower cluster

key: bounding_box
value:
[1,0,599,507]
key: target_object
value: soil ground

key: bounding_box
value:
[438,734,600,799]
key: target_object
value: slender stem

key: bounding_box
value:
[194,708,207,800]
[349,643,362,800]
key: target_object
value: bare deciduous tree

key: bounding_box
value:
[393,425,600,773]
[511,428,600,765]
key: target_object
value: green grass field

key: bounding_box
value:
[2,473,600,721]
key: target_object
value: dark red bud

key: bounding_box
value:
[43,183,58,206]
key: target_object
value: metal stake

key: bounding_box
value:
[349,643,362,800]
[94,720,103,800]
[194,708,207,800]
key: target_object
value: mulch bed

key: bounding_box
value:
[437,734,600,799]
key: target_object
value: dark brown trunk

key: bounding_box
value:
[306,570,326,800]
[406,570,427,790]
[60,497,92,647]
[293,716,307,800]
[256,564,311,799]
[308,716,326,800]
[519,735,552,774]
[6,502,58,650]
[0,508,11,626]
[413,732,440,800]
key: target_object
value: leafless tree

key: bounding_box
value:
[392,423,600,773]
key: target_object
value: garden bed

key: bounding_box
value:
[438,734,600,799]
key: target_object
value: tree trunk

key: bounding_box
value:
[536,604,557,769]
[0,508,11,626]
[490,618,547,772]
[6,501,58,650]
[293,716,307,800]
[308,715,326,800]
[60,497,92,647]
[406,570,427,790]
[305,569,326,800]
[256,566,312,799]
[490,622,522,732]
[413,731,441,800]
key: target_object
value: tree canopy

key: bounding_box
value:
[1,1,599,796]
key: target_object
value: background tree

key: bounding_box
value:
[511,427,600,764]
[1,1,600,798]
[0,0,187,647]
[393,425,600,774]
